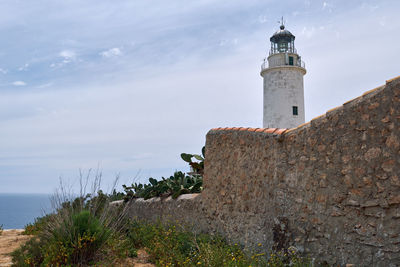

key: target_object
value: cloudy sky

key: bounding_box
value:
[0,0,399,193]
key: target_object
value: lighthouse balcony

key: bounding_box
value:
[261,54,305,71]
[269,47,297,56]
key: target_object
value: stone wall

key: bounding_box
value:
[126,76,400,266]
[123,194,209,233]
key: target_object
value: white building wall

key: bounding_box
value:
[261,66,305,129]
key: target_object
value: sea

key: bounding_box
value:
[0,193,52,229]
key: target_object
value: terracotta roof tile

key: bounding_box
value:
[209,127,289,137]
[263,128,277,134]
[274,128,287,135]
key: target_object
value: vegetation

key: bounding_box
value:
[123,171,202,201]
[15,209,313,267]
[12,175,132,266]
[180,146,206,175]
[127,220,312,266]
[0,224,3,235]
[122,147,205,201]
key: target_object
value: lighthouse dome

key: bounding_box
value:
[270,25,295,43]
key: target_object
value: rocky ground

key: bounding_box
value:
[0,229,155,267]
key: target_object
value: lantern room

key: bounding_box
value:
[269,24,296,55]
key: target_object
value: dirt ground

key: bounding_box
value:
[0,229,155,267]
[0,229,31,267]
[114,249,156,267]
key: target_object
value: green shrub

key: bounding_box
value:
[126,220,312,267]
[12,188,131,266]
[181,146,206,175]
[0,224,3,235]
[23,214,56,235]
[11,237,45,266]
[122,147,205,202]
[123,171,202,201]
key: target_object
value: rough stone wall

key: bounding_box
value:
[123,194,209,232]
[203,77,400,266]
[125,77,400,266]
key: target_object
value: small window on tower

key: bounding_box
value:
[289,56,294,65]
[292,106,298,116]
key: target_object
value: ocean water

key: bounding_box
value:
[0,193,52,229]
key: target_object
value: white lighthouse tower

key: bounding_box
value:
[261,21,306,129]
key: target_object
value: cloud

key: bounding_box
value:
[361,3,379,12]
[301,26,316,38]
[0,68,7,74]
[258,15,267,24]
[100,47,122,58]
[12,81,27,86]
[18,63,29,71]
[36,82,54,89]
[379,16,386,27]
[322,1,333,12]
[59,50,77,63]
[50,50,77,68]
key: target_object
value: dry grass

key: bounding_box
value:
[0,230,32,267]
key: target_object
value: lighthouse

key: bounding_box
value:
[261,22,306,129]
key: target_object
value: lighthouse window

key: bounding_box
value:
[289,56,294,65]
[292,106,298,115]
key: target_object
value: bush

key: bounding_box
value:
[23,214,55,235]
[122,147,205,202]
[12,173,131,266]
[13,204,129,266]
[123,171,202,201]
[126,220,312,267]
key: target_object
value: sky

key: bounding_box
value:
[0,0,399,193]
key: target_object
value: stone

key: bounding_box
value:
[386,135,399,148]
[368,102,380,110]
[382,160,395,172]
[376,182,385,193]
[347,199,360,206]
[361,200,379,207]
[361,114,370,121]
[388,195,400,205]
[364,148,381,161]
[342,155,351,163]
[363,177,373,186]
[391,175,400,186]
[316,194,327,203]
